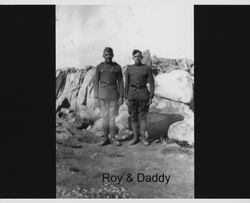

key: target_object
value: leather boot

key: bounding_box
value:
[129,120,139,145]
[140,119,149,146]
[97,121,110,146]
[109,120,121,146]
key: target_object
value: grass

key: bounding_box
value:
[56,183,132,198]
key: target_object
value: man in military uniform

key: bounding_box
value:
[125,50,155,146]
[94,47,124,146]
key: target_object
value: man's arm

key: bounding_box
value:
[148,66,155,99]
[117,65,124,100]
[94,65,100,99]
[124,66,130,100]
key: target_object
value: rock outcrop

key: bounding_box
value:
[168,112,194,146]
[152,56,194,75]
[111,96,194,145]
[142,50,153,66]
[56,69,85,112]
[56,52,194,146]
[154,70,193,104]
[76,67,96,111]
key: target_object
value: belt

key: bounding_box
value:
[130,84,146,88]
[100,81,116,86]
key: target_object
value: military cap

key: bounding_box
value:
[103,47,113,54]
[132,49,142,56]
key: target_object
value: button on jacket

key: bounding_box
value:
[125,64,155,101]
[94,62,124,100]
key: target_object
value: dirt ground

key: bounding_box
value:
[56,128,194,198]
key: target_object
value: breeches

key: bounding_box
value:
[127,99,149,121]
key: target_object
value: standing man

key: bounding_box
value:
[94,47,124,146]
[125,50,155,146]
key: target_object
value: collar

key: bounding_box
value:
[104,61,114,65]
[134,63,143,66]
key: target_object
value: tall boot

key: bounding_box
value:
[109,120,121,146]
[129,120,139,145]
[97,120,110,146]
[140,119,149,146]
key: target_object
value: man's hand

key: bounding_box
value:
[124,99,128,105]
[94,98,100,107]
[118,97,124,106]
[147,98,152,106]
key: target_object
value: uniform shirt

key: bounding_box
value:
[125,63,155,101]
[94,61,124,100]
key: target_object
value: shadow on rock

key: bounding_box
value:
[124,112,184,143]
[146,112,184,142]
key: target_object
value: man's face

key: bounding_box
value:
[103,51,113,63]
[133,52,143,65]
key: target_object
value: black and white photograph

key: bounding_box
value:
[56,3,194,198]
[1,1,250,201]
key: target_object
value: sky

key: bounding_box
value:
[56,4,193,69]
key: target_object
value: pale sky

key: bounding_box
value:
[56,4,193,69]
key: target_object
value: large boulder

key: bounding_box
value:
[154,70,193,104]
[176,58,189,71]
[56,70,67,98]
[152,56,194,73]
[175,58,194,71]
[76,67,101,121]
[76,66,96,111]
[89,118,103,137]
[115,104,130,131]
[142,50,152,66]
[168,112,194,146]
[56,66,98,119]
[150,95,193,117]
[56,69,85,111]
[78,107,101,123]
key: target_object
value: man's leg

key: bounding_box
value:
[128,100,139,145]
[97,99,110,146]
[138,101,149,146]
[109,100,121,146]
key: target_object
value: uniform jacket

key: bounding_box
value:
[94,61,124,100]
[125,63,155,101]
